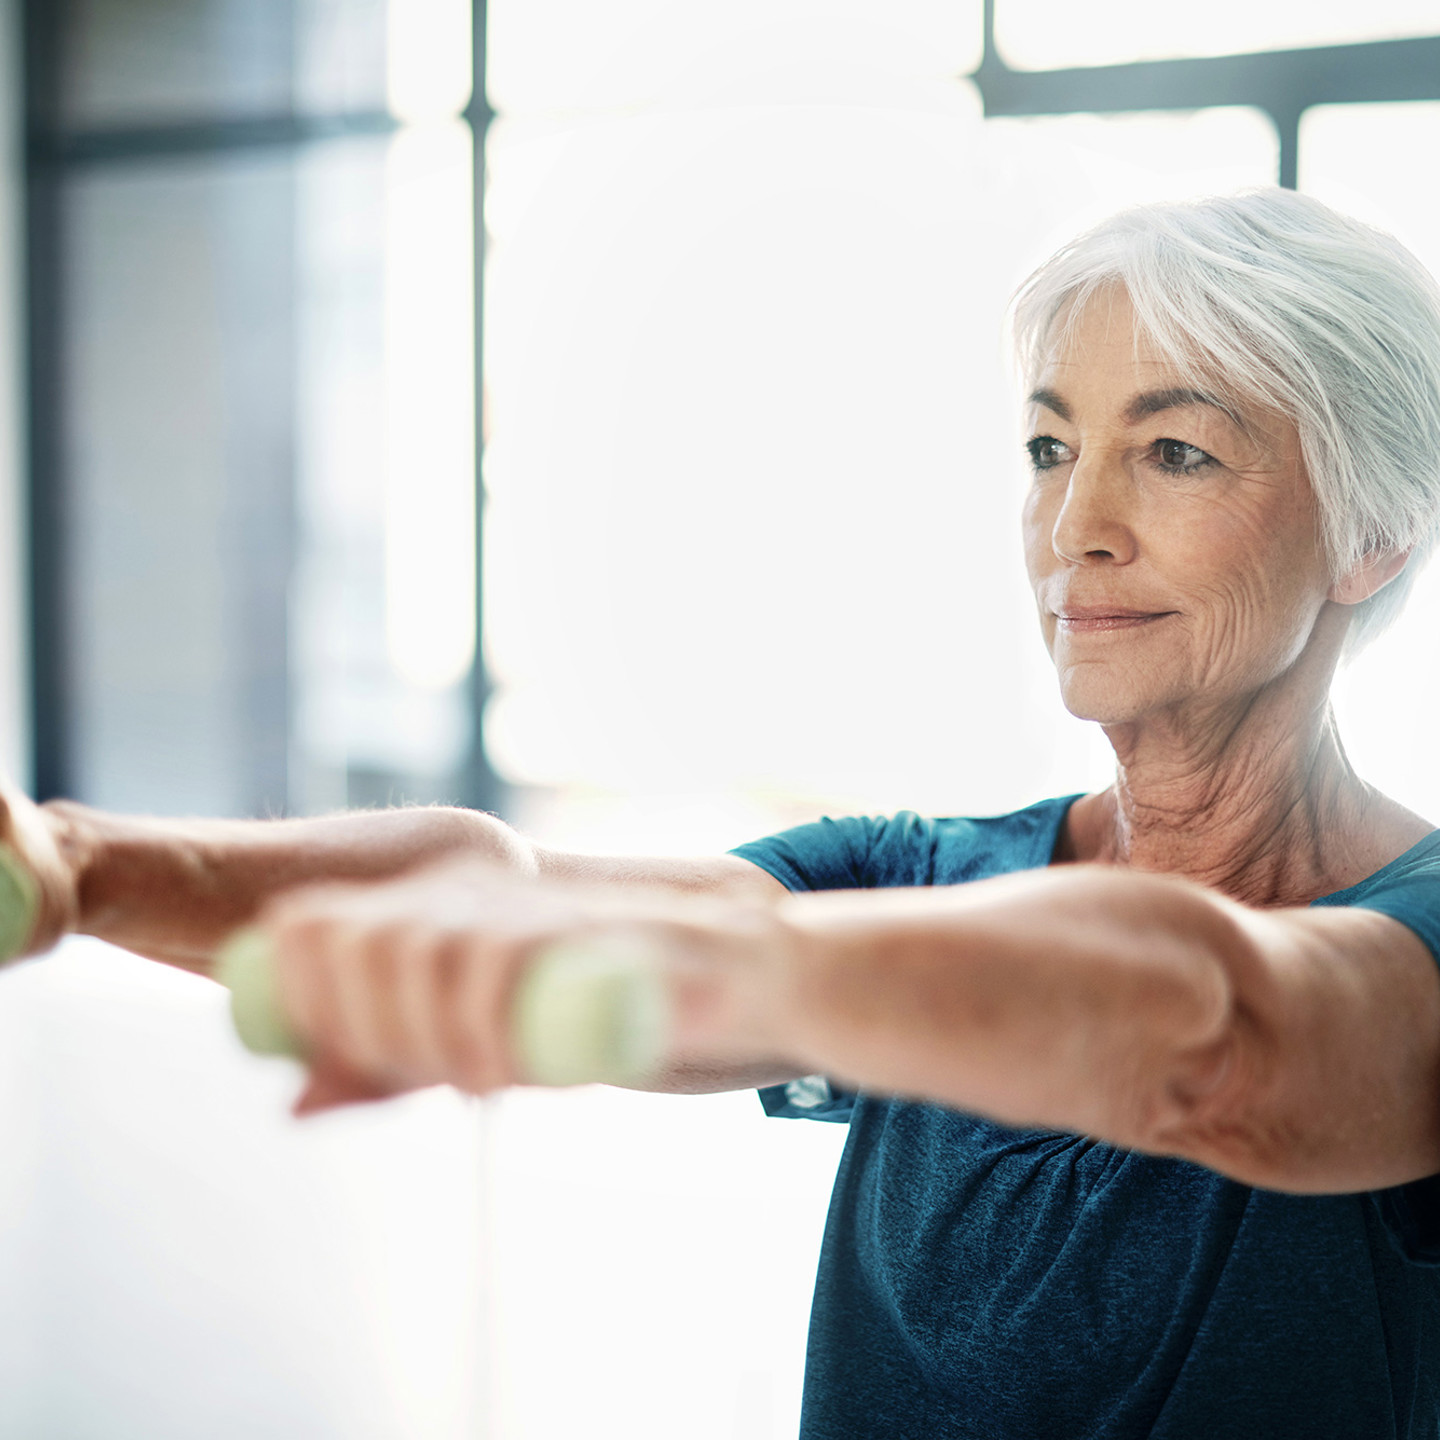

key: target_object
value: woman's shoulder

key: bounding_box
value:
[1369,793,1437,858]
[1317,791,1439,900]
[1311,808,1440,972]
[1315,822,1440,906]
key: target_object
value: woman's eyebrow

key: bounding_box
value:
[1026,385,1251,435]
[1123,387,1246,428]
[1027,387,1070,420]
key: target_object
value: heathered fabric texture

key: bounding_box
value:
[733,797,1440,1439]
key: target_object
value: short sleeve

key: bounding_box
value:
[1316,831,1440,1261]
[732,817,892,1125]
[730,815,882,892]
[730,810,954,892]
[732,801,1077,1124]
[1311,830,1440,964]
[758,1076,858,1123]
[1345,886,1440,969]
[1362,863,1440,1259]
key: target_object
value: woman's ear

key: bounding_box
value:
[1328,547,1412,606]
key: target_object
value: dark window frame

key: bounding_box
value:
[972,0,1440,188]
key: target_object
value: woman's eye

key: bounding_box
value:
[1026,435,1072,470]
[1154,438,1214,474]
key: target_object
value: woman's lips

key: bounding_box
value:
[1053,608,1175,633]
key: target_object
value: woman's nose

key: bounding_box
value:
[1049,460,1138,566]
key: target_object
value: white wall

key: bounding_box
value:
[0,940,490,1439]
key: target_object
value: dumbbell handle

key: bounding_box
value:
[0,843,37,965]
[216,927,672,1088]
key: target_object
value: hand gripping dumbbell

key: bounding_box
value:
[0,837,669,1091]
[215,925,672,1088]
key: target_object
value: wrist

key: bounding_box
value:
[9,793,86,952]
[662,901,812,1074]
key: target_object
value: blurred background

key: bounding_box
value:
[2,2,1440,1436]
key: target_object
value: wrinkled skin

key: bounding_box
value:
[1024,289,1336,731]
[1021,289,1419,903]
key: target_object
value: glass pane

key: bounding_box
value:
[1300,101,1440,823]
[483,94,1275,1440]
[997,0,1440,71]
[986,107,1279,207]
[61,123,474,819]
[64,151,297,817]
[484,100,1275,821]
[386,0,472,121]
[63,0,305,128]
[58,0,470,130]
[292,123,476,813]
[487,0,982,116]
[1299,102,1440,274]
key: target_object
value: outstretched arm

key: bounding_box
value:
[257,859,1440,1193]
[0,785,798,1105]
[5,788,781,971]
[38,802,532,969]
[767,866,1440,1193]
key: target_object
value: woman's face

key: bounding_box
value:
[1022,288,1336,729]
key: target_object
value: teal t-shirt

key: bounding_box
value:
[733,795,1440,1440]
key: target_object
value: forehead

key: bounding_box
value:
[1027,290,1308,472]
[1036,288,1181,385]
[1030,288,1261,431]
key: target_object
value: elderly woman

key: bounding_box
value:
[9,188,1440,1437]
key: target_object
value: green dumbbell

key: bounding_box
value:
[0,843,37,966]
[215,926,672,1088]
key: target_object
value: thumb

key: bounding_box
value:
[293,1058,408,1118]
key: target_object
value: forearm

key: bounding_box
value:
[629,1059,807,1096]
[216,848,1245,1132]
[44,801,537,970]
[753,866,1250,1154]
[754,872,1440,1191]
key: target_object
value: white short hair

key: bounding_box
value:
[1010,188,1440,657]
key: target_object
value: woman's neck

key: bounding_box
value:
[1062,679,1429,907]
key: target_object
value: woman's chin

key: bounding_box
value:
[1055,672,1162,727]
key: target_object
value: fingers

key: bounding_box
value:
[329,924,414,1082]
[262,890,525,1106]
[293,1057,405,1117]
[449,932,521,1092]
[245,862,760,1112]
[391,929,463,1078]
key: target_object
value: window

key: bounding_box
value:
[1301,101,1440,823]
[32,0,482,816]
